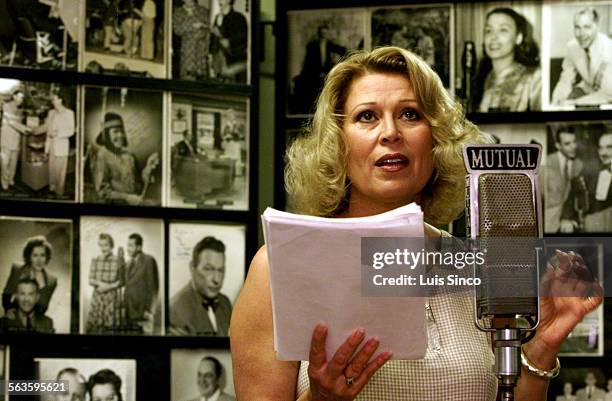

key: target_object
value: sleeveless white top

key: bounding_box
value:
[296,293,498,400]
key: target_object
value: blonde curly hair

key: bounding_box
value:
[285,46,490,225]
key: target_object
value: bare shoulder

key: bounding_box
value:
[230,245,299,401]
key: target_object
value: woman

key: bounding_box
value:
[231,46,601,400]
[87,369,123,401]
[555,382,576,401]
[474,8,541,112]
[173,0,210,80]
[2,235,57,316]
[33,90,75,196]
[86,233,125,333]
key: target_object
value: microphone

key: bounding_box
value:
[573,175,590,232]
[463,144,543,401]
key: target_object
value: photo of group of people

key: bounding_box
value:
[287,1,612,115]
[0,0,252,83]
[0,81,250,209]
[551,368,612,401]
[474,120,612,234]
[169,93,248,210]
[0,215,245,337]
[36,357,137,401]
[0,0,79,70]
[0,79,77,202]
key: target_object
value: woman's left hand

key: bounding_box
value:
[528,249,603,357]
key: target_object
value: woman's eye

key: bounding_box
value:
[401,109,420,121]
[357,111,375,122]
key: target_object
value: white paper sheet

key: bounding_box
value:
[262,203,427,361]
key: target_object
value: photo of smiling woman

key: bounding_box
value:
[455,3,542,113]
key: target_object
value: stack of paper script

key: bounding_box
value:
[262,203,427,361]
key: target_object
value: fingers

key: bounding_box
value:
[327,328,365,377]
[343,336,380,380]
[309,322,328,370]
[351,350,393,390]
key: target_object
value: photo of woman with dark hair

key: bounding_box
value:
[88,368,123,401]
[473,7,541,112]
[2,235,57,315]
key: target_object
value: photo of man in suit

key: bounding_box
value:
[0,89,31,191]
[551,7,612,106]
[124,233,159,334]
[546,125,584,233]
[0,278,54,333]
[576,371,606,401]
[185,356,235,401]
[561,132,612,233]
[169,236,232,336]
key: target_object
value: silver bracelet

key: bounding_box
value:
[520,349,560,379]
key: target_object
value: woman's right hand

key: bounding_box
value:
[307,323,392,401]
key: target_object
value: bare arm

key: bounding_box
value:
[230,246,301,400]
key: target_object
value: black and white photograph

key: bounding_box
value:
[548,368,612,401]
[84,0,167,77]
[82,86,163,206]
[80,216,164,335]
[0,79,78,202]
[455,2,542,113]
[0,0,79,70]
[0,217,72,334]
[544,2,612,109]
[171,348,236,401]
[544,241,604,357]
[544,121,612,234]
[35,357,136,401]
[168,93,248,210]
[168,222,245,337]
[371,4,453,93]
[171,0,250,84]
[286,8,366,116]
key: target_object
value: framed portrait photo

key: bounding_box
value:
[455,2,543,113]
[170,0,251,84]
[168,93,249,210]
[0,0,79,70]
[80,216,164,335]
[371,4,454,95]
[286,7,367,116]
[171,348,236,401]
[83,0,168,77]
[543,1,612,110]
[81,86,164,206]
[35,357,137,401]
[0,80,78,202]
[544,121,612,234]
[167,221,246,337]
[0,216,73,334]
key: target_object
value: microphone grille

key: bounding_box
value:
[478,174,537,238]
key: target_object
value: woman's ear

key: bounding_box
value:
[515,33,524,46]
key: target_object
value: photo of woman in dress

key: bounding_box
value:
[172,0,210,80]
[473,7,541,112]
[85,233,125,334]
[2,235,57,316]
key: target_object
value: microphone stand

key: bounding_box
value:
[473,247,541,401]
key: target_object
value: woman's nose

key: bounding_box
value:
[379,115,401,143]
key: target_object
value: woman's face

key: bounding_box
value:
[342,72,433,213]
[91,383,118,401]
[484,12,522,61]
[98,239,112,256]
[30,246,48,269]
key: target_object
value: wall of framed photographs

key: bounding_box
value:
[275,1,612,400]
[0,0,257,399]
